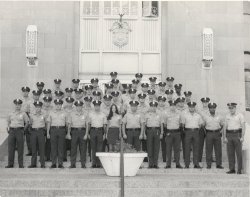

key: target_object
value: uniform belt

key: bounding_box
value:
[31,127,45,131]
[127,128,140,131]
[166,129,180,133]
[147,127,160,129]
[51,126,65,129]
[185,128,199,131]
[206,129,220,133]
[91,127,103,130]
[10,127,24,130]
[72,127,86,130]
[226,129,242,134]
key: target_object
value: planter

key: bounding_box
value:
[96,152,147,177]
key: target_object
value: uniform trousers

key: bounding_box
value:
[126,128,141,151]
[226,130,242,171]
[165,129,181,166]
[50,127,66,166]
[146,127,160,166]
[30,128,45,166]
[205,130,222,166]
[184,128,199,167]
[70,128,87,166]
[90,127,104,166]
[8,127,24,166]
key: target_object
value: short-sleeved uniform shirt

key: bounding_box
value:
[225,113,245,130]
[181,111,203,129]
[69,111,88,128]
[123,112,143,129]
[88,111,107,128]
[8,111,29,128]
[30,112,46,128]
[164,110,181,130]
[203,113,223,130]
[145,112,162,127]
[48,110,68,127]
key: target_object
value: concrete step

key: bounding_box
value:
[0,187,248,197]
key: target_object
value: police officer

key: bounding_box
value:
[42,96,53,161]
[43,89,52,98]
[47,99,67,168]
[54,90,64,101]
[165,89,174,104]
[223,103,245,174]
[164,100,183,169]
[147,89,157,103]
[64,88,74,99]
[92,90,102,101]
[88,100,107,168]
[144,101,163,168]
[131,79,140,90]
[84,85,93,97]
[83,96,94,113]
[198,97,210,162]
[166,77,174,90]
[181,102,203,168]
[173,84,183,100]
[122,101,144,151]
[72,79,80,90]
[157,96,168,162]
[68,101,88,168]
[28,101,46,168]
[36,82,45,96]
[204,102,224,169]
[138,83,149,96]
[53,79,63,93]
[21,86,32,115]
[158,82,167,97]
[63,97,75,161]
[184,91,192,104]
[105,83,114,95]
[74,88,84,102]
[6,99,29,168]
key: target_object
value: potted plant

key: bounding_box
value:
[96,141,147,177]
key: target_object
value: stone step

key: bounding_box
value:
[0,187,248,197]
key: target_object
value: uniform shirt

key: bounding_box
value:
[145,112,162,127]
[108,114,122,128]
[21,96,32,113]
[30,112,46,128]
[7,111,29,128]
[29,100,43,115]
[204,113,223,130]
[181,111,203,129]
[69,111,88,128]
[88,111,107,128]
[123,112,143,129]
[83,104,94,115]
[137,103,149,118]
[48,110,67,127]
[157,106,168,117]
[164,110,181,130]
[100,103,112,117]
[42,106,53,122]
[225,113,245,130]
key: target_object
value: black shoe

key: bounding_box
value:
[163,159,166,162]
[81,165,86,168]
[237,170,242,174]
[154,165,159,169]
[58,165,64,169]
[5,165,13,168]
[185,166,189,169]
[50,164,57,168]
[216,165,224,169]
[226,170,236,174]
[41,165,45,168]
[165,165,171,169]
[63,158,67,162]
[194,165,202,169]
[148,165,153,169]
[28,165,36,168]
[19,165,24,168]
[207,165,211,169]
[92,164,97,168]
[26,153,32,156]
[176,165,183,169]
[69,165,76,168]
[96,165,102,168]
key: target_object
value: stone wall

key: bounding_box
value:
[0,1,80,115]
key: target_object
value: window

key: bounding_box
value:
[82,1,99,16]
[104,1,139,17]
[142,1,158,17]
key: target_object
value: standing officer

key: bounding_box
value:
[164,100,183,169]
[138,83,149,96]
[144,101,163,168]
[68,101,88,168]
[204,102,224,169]
[21,86,32,115]
[53,79,63,92]
[223,103,245,174]
[47,99,67,168]
[184,91,192,104]
[84,85,93,97]
[122,101,144,151]
[88,100,107,168]
[173,84,183,100]
[6,99,29,168]
[158,82,167,97]
[92,90,102,101]
[181,102,203,168]
[157,96,168,162]
[42,96,53,161]
[166,77,174,90]
[72,79,80,90]
[28,101,46,168]
[74,88,84,102]
[147,89,157,103]
[198,97,210,162]
[36,82,45,96]
[105,83,114,95]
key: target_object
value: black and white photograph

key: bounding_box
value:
[0,0,249,197]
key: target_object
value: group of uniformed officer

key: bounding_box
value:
[6,72,245,174]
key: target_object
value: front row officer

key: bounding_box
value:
[88,100,107,168]
[182,102,203,168]
[164,100,183,169]
[6,99,29,168]
[29,101,46,168]
[47,99,67,168]
[122,101,144,151]
[144,101,163,168]
[203,102,224,169]
[223,103,245,174]
[68,101,88,168]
